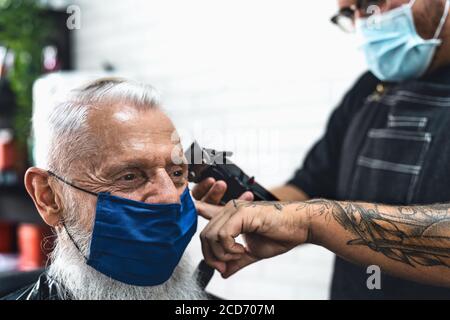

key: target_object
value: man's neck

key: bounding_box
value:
[429,10,450,73]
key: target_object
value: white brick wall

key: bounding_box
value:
[72,0,366,299]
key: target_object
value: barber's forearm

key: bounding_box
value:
[303,200,450,288]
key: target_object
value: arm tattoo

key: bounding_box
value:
[241,201,299,212]
[309,200,450,268]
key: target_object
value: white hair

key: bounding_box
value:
[32,77,161,174]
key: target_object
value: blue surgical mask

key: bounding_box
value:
[48,171,198,287]
[356,0,450,82]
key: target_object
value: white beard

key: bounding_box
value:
[47,186,207,300]
[47,232,207,300]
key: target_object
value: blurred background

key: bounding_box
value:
[0,0,366,299]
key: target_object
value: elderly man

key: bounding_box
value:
[5,78,206,300]
[194,0,450,299]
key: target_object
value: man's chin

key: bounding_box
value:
[48,238,207,300]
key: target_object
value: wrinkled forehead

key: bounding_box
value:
[86,103,181,168]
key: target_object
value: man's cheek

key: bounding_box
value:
[80,199,98,233]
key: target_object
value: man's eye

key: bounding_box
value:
[122,173,137,181]
[173,170,184,177]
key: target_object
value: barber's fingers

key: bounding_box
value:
[214,210,251,254]
[200,227,243,274]
[207,237,244,262]
[201,216,257,277]
[201,206,248,267]
[201,234,226,274]
[222,253,258,279]
[238,191,254,201]
[195,201,223,220]
[200,204,259,276]
[200,209,245,262]
[204,186,253,203]
[192,178,215,200]
[201,180,227,204]
[192,177,254,205]
[192,178,227,205]
[202,215,246,261]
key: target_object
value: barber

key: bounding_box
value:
[194,0,450,299]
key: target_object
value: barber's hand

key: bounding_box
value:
[196,200,310,278]
[192,178,254,205]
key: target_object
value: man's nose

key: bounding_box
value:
[147,169,180,204]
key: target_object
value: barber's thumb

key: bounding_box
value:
[195,200,222,220]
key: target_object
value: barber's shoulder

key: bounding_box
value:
[350,70,380,98]
[337,71,380,115]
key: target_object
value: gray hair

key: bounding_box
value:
[33,77,160,175]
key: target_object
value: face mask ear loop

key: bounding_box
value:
[61,222,88,262]
[409,0,418,9]
[433,0,450,39]
[47,170,93,261]
[47,171,99,197]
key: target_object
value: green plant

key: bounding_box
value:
[0,0,53,146]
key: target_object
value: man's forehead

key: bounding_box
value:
[89,103,174,134]
[87,103,179,158]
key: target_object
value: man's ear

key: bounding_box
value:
[24,167,63,227]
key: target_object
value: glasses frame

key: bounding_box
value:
[330,0,391,33]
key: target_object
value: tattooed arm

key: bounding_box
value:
[307,200,450,287]
[197,199,450,287]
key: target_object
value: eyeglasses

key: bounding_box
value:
[330,0,389,33]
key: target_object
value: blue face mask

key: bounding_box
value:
[356,0,450,82]
[48,171,198,287]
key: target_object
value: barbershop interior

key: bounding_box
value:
[1,0,450,301]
